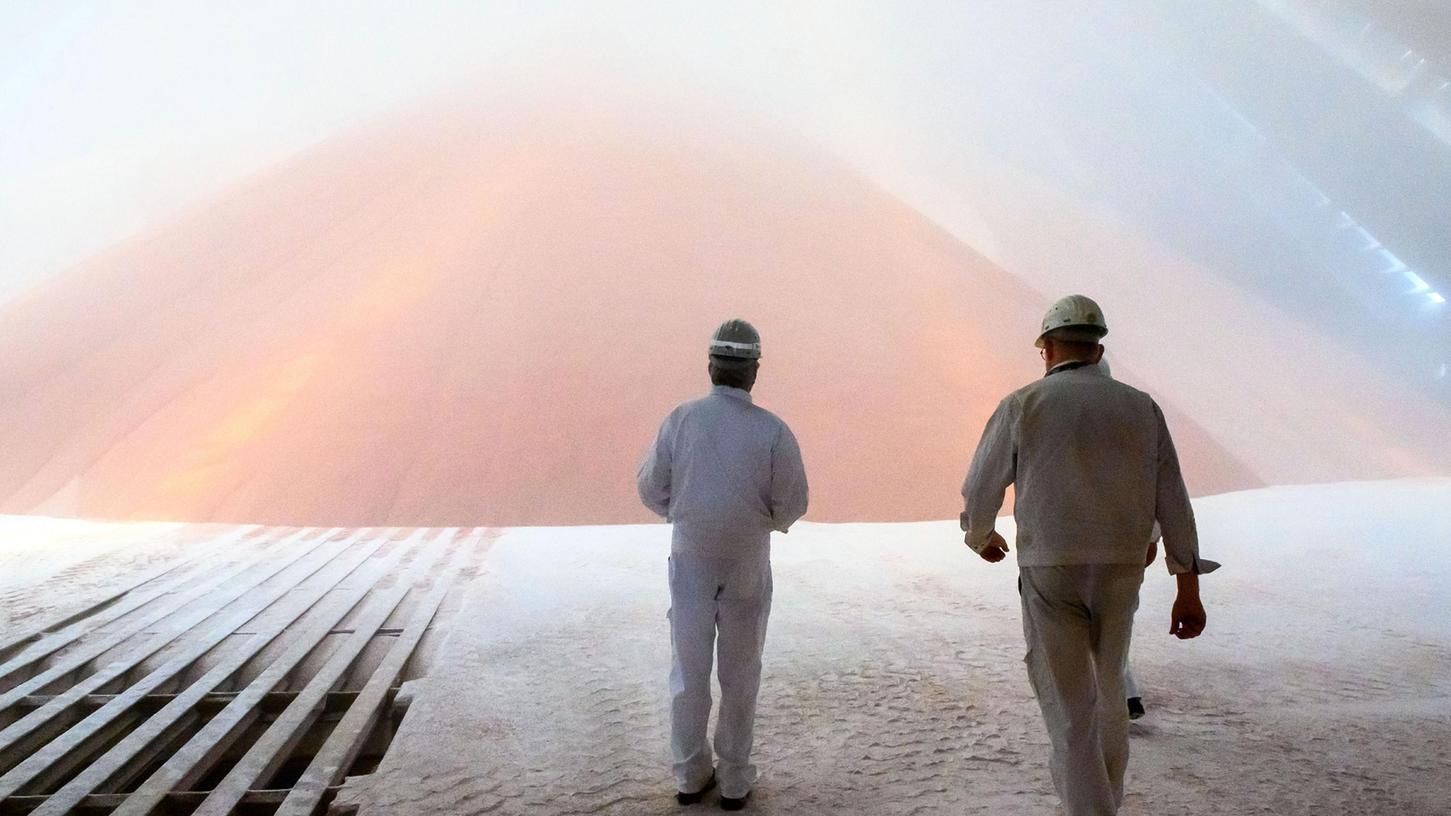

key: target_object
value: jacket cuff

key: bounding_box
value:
[1167,555,1221,576]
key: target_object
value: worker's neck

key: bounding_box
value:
[1047,357,1095,374]
[711,383,755,400]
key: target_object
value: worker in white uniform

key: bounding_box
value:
[960,295,1219,816]
[1095,357,1166,721]
[638,319,809,811]
[1124,520,1160,720]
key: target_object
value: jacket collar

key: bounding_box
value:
[711,385,755,403]
[1045,360,1102,378]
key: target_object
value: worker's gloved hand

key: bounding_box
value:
[972,530,1010,563]
[1170,591,1206,639]
[1144,540,1158,568]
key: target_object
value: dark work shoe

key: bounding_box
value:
[1127,697,1146,720]
[676,774,716,806]
[720,792,750,811]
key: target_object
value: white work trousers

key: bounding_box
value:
[668,552,773,799]
[1019,564,1144,816]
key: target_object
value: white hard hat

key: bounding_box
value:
[709,319,762,360]
[1035,294,1108,348]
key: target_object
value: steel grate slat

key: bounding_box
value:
[274,540,471,816]
[107,531,428,816]
[0,524,476,816]
[0,543,199,664]
[18,531,389,814]
[0,528,331,768]
[195,530,461,816]
[0,527,354,800]
[0,526,265,691]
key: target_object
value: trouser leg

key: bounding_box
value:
[1123,582,1142,701]
[668,555,718,793]
[713,557,773,799]
[1087,566,1142,808]
[1020,565,1141,816]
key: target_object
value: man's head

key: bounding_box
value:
[1039,333,1104,372]
[1035,295,1108,373]
[709,355,760,391]
[708,319,762,392]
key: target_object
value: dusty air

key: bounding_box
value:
[1,3,1448,815]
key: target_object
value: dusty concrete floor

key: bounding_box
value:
[338,482,1451,816]
[3,482,1446,815]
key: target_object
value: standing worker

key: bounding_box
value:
[959,295,1218,816]
[638,319,809,811]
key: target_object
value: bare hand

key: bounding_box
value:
[1144,540,1158,568]
[1170,592,1206,639]
[971,530,1009,563]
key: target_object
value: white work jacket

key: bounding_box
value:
[638,386,809,560]
[961,362,1216,575]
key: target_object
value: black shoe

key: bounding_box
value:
[676,774,716,806]
[1127,697,1146,720]
[720,792,750,811]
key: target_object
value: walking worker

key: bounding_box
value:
[1096,357,1172,721]
[638,319,809,811]
[960,295,1218,816]
[1125,519,1164,721]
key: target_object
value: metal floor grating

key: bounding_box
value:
[0,526,482,815]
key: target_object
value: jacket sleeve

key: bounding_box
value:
[637,414,675,519]
[768,423,809,533]
[1152,401,1219,575]
[961,395,1018,553]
